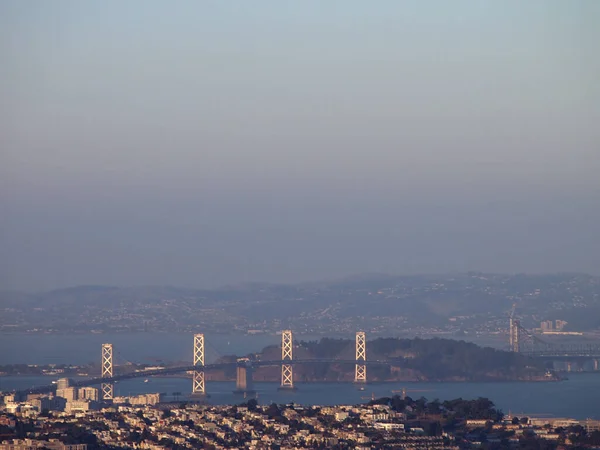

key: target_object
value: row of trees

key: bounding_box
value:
[369,395,504,421]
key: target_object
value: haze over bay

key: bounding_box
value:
[2,3,600,448]
[2,1,599,291]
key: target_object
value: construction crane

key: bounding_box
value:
[391,388,432,400]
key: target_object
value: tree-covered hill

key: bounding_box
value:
[250,337,549,382]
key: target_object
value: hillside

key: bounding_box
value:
[214,337,551,383]
[1,273,599,336]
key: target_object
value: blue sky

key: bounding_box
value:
[1,1,599,290]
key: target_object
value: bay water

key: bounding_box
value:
[1,333,598,419]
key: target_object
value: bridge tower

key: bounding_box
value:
[279,330,295,390]
[192,333,206,395]
[594,359,599,371]
[510,319,520,352]
[234,361,255,395]
[101,343,113,401]
[355,331,367,384]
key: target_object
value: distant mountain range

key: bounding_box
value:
[1,272,599,334]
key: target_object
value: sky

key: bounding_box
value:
[1,1,599,291]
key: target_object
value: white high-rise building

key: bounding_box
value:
[56,378,71,390]
[56,387,77,402]
[77,387,99,402]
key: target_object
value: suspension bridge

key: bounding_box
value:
[17,330,375,399]
[15,321,600,399]
[510,318,600,370]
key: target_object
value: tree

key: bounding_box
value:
[128,431,142,443]
[427,399,442,414]
[391,396,407,412]
[140,428,155,442]
[426,421,443,436]
[246,398,258,411]
[368,396,391,406]
[266,403,281,419]
[415,397,428,414]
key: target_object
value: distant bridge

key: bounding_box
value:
[17,330,379,398]
[523,349,600,359]
[511,319,600,370]
[16,324,600,398]
[19,358,395,396]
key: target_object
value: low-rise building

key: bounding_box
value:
[0,439,86,450]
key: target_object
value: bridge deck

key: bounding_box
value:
[15,359,395,395]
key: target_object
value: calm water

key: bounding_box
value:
[0,375,598,420]
[1,333,598,419]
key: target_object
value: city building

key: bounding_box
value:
[112,393,161,406]
[55,388,77,402]
[1,394,16,404]
[65,400,94,414]
[555,320,568,331]
[0,439,86,450]
[56,378,72,390]
[77,387,98,402]
[29,396,56,413]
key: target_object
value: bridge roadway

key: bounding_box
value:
[521,344,600,359]
[523,351,600,359]
[19,351,600,396]
[17,359,396,396]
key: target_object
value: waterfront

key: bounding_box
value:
[2,332,598,420]
[1,374,599,420]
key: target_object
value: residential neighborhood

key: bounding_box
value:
[2,391,600,449]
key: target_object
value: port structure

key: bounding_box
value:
[355,331,367,384]
[192,333,206,395]
[279,330,295,390]
[101,343,113,401]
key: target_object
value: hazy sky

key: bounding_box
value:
[1,1,599,291]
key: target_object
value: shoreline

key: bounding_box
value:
[0,373,565,383]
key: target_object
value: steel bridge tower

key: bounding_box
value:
[192,333,206,395]
[355,331,367,383]
[510,319,520,353]
[101,343,113,401]
[279,330,294,390]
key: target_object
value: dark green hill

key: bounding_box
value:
[258,337,551,382]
